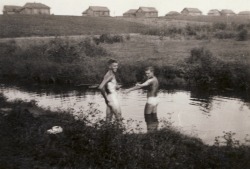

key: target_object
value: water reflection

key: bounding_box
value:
[1,82,250,145]
[145,113,159,132]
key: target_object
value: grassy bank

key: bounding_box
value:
[1,35,250,90]
[0,94,250,169]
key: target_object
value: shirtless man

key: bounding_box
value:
[125,66,159,114]
[98,59,122,123]
[125,66,159,131]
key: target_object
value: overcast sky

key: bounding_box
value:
[1,0,250,16]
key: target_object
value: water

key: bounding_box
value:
[1,83,250,145]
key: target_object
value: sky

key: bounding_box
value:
[1,0,250,16]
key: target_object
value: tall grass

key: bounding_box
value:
[0,37,111,84]
[0,94,250,169]
[0,15,148,38]
[1,37,250,90]
[141,22,250,41]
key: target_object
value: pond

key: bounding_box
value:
[1,83,250,145]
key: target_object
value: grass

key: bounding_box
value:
[1,15,250,90]
[0,94,250,169]
[0,15,147,38]
[164,15,250,24]
[1,15,250,38]
[1,35,250,90]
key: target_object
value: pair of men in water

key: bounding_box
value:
[98,59,159,131]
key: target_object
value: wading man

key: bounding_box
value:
[125,66,159,131]
[98,59,122,124]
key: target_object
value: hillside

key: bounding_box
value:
[2,14,250,38]
[0,15,148,38]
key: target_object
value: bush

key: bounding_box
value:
[214,31,236,39]
[0,37,110,84]
[93,34,124,44]
[185,25,197,36]
[236,29,248,41]
[213,22,227,30]
[184,47,216,88]
[195,33,209,40]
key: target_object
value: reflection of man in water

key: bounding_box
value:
[125,66,159,131]
[98,59,122,123]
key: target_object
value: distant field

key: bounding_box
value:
[0,15,147,38]
[1,15,250,38]
[165,15,250,23]
[114,15,250,27]
[100,35,250,64]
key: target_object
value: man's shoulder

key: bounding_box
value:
[104,72,113,78]
[152,77,158,82]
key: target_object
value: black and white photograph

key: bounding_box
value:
[0,0,250,168]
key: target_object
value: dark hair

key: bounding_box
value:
[145,66,154,73]
[108,59,118,65]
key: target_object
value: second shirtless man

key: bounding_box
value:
[125,66,159,114]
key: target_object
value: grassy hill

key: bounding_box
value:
[164,15,250,23]
[0,15,148,38]
[2,15,250,38]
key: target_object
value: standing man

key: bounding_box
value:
[125,66,159,131]
[98,59,122,124]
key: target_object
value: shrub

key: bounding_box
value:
[213,22,227,30]
[94,34,124,44]
[214,31,236,39]
[236,29,248,41]
[195,33,209,40]
[184,47,216,88]
[125,34,131,41]
[0,37,110,84]
[185,25,197,36]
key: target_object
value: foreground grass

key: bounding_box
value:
[0,94,250,169]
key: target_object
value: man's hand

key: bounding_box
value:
[135,83,141,86]
[123,89,130,94]
[116,84,122,90]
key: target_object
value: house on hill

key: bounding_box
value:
[207,9,221,16]
[82,6,110,17]
[238,11,250,16]
[123,9,137,17]
[135,7,158,18]
[20,2,50,15]
[181,8,202,16]
[3,5,22,14]
[220,9,235,16]
[165,11,181,16]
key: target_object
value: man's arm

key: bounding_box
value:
[125,79,152,93]
[98,74,112,104]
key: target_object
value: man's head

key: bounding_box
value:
[145,66,154,79]
[108,59,118,73]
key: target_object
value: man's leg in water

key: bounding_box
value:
[153,104,158,114]
[106,106,113,123]
[144,103,155,114]
[144,113,159,132]
[111,105,122,124]
[107,103,122,124]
